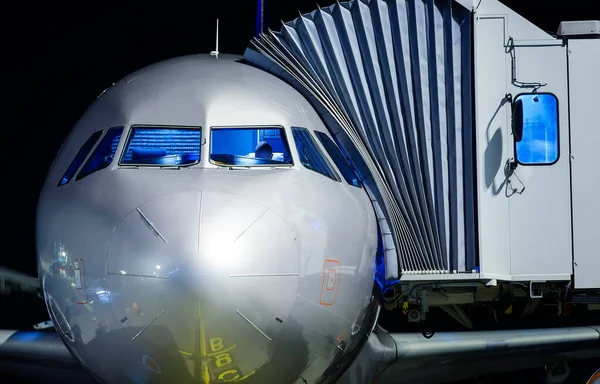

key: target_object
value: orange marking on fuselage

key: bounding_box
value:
[320,259,341,306]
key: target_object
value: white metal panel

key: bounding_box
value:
[570,39,600,289]
[558,21,600,37]
[474,16,511,279]
[507,41,572,280]
[475,0,555,40]
[475,1,576,281]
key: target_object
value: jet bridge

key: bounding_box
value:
[244,0,600,289]
[245,0,475,280]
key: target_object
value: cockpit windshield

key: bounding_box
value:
[120,126,202,167]
[210,127,293,167]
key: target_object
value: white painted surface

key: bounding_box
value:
[474,15,511,278]
[474,0,575,281]
[507,40,572,280]
[569,39,600,289]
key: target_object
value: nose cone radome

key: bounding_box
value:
[103,190,301,382]
[107,190,299,278]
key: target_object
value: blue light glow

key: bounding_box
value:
[315,131,361,188]
[210,127,293,166]
[255,0,263,37]
[291,127,340,181]
[121,127,201,166]
[76,127,123,180]
[331,134,362,183]
[58,130,102,186]
[515,94,559,165]
[374,225,399,292]
[10,331,43,342]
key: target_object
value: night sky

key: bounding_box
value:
[3,1,597,277]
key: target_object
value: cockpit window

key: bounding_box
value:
[76,126,123,180]
[314,131,361,188]
[291,127,340,182]
[210,127,293,167]
[58,130,102,186]
[120,126,202,167]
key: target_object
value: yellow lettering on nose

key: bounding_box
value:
[218,369,240,382]
[204,330,247,381]
[208,344,237,357]
[215,353,233,368]
[210,337,224,352]
[237,370,256,381]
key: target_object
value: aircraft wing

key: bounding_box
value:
[1,269,599,383]
[1,325,599,383]
[0,330,94,383]
[0,267,41,296]
[339,325,600,384]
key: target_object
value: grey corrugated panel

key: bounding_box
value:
[244,0,475,278]
[244,47,402,278]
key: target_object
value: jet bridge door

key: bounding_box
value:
[506,39,573,280]
[568,39,600,289]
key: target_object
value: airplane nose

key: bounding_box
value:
[105,190,300,381]
[107,190,299,278]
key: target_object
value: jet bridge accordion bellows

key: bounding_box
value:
[244,0,476,279]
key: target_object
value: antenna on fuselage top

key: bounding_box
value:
[210,19,219,59]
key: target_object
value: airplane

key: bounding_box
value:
[586,369,600,384]
[1,0,600,383]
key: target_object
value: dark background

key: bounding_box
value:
[0,2,598,382]
[1,1,597,276]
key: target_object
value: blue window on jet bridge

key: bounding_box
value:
[58,130,102,186]
[209,126,293,167]
[76,126,123,181]
[314,131,361,188]
[291,127,340,182]
[514,93,560,165]
[120,126,202,167]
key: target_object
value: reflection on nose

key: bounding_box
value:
[105,190,301,382]
[107,190,298,278]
